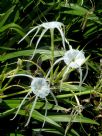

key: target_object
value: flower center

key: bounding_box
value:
[31,78,50,98]
[42,21,64,29]
[63,49,85,68]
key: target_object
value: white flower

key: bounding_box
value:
[18,21,67,60]
[63,47,85,68]
[46,46,88,88]
[8,74,58,127]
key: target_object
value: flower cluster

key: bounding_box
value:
[8,21,88,127]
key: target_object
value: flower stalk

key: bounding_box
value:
[50,28,55,80]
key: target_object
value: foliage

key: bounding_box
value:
[0,0,102,136]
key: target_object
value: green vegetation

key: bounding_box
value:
[0,0,102,135]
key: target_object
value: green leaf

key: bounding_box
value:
[33,128,80,136]
[10,133,24,136]
[61,3,88,16]
[61,82,93,92]
[33,128,63,136]
[0,49,64,62]
[19,110,61,128]
[48,114,99,125]
[0,47,15,51]
[0,6,15,27]
[84,25,97,37]
[61,3,102,24]
[4,99,67,111]
[0,23,30,43]
[14,10,20,23]
[77,0,83,6]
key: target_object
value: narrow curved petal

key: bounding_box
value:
[42,98,48,128]
[57,27,66,50]
[79,67,82,87]
[18,26,40,44]
[8,74,34,80]
[30,28,48,60]
[11,90,32,120]
[25,95,38,126]
[30,28,40,46]
[65,38,72,49]
[50,90,58,108]
[82,63,88,84]
[78,63,88,87]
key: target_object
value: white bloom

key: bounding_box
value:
[8,74,58,127]
[46,47,88,88]
[18,21,67,60]
[63,48,85,68]
[31,77,50,98]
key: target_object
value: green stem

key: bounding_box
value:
[50,29,55,81]
[0,89,29,99]
[56,90,95,99]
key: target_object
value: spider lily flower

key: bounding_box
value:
[46,46,88,88]
[63,47,85,68]
[63,47,88,86]
[18,21,67,60]
[8,74,58,127]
